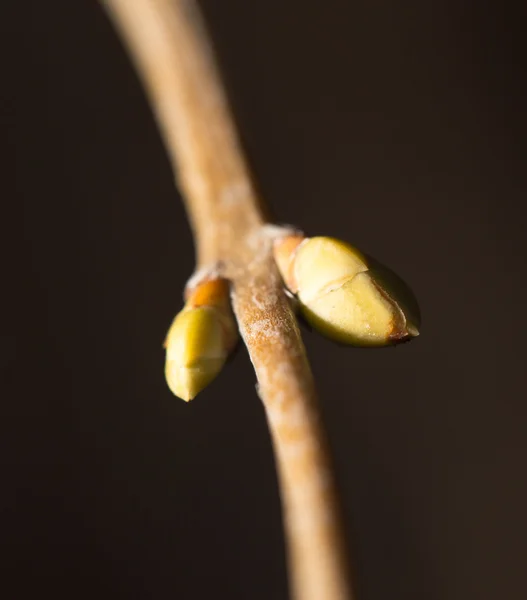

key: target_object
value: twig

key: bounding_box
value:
[101,1,354,598]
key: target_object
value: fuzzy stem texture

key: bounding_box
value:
[102,1,354,598]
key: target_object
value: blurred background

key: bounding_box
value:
[2,1,526,599]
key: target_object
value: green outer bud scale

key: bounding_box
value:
[274,236,420,346]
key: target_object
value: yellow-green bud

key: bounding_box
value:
[164,278,237,401]
[274,236,420,346]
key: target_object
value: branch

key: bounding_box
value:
[101,1,354,598]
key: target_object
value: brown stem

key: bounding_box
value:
[101,1,354,598]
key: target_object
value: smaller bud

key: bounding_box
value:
[164,278,237,401]
[274,235,420,347]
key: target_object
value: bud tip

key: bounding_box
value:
[407,323,420,337]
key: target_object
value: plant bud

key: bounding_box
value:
[164,278,237,401]
[274,236,420,346]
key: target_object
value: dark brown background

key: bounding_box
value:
[2,1,526,599]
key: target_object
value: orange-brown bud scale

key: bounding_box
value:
[186,277,230,310]
[273,234,305,293]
